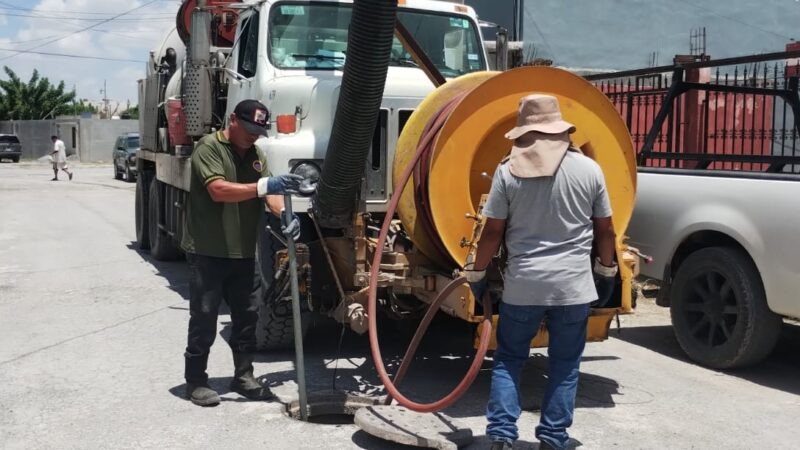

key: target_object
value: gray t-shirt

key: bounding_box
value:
[482,150,613,306]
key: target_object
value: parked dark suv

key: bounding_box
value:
[113,132,139,181]
[0,134,22,162]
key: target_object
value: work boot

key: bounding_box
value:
[50,177,58,181]
[185,383,221,407]
[230,353,274,401]
[489,441,513,450]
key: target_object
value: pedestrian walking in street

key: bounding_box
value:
[465,94,618,450]
[50,135,73,181]
[181,99,304,407]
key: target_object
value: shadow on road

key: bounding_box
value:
[614,321,800,396]
[127,242,191,301]
[234,313,624,422]
[352,430,561,449]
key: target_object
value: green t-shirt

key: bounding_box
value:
[181,131,270,259]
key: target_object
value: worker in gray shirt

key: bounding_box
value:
[465,94,618,450]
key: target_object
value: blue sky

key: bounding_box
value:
[0,0,181,113]
[0,0,798,112]
[523,0,799,70]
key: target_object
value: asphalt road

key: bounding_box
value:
[0,162,798,449]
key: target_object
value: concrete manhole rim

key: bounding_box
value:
[285,390,382,421]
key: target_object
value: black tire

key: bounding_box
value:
[114,163,123,180]
[256,297,311,351]
[147,177,181,261]
[255,215,311,350]
[12,156,19,163]
[670,247,781,369]
[135,171,151,250]
[125,164,135,182]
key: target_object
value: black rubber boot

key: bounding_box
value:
[186,384,221,407]
[230,353,274,401]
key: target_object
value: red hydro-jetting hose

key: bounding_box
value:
[367,96,494,413]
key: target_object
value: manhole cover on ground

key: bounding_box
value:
[354,405,473,450]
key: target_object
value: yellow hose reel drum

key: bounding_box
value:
[394,65,636,273]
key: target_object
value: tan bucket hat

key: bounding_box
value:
[505,94,576,178]
[505,94,576,139]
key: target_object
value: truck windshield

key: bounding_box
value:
[126,137,140,149]
[269,3,486,77]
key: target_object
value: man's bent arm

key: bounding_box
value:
[592,216,616,266]
[472,218,506,271]
[206,179,257,203]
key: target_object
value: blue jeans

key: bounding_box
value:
[486,302,590,449]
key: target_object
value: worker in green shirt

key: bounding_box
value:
[181,99,303,407]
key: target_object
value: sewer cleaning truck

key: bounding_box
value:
[135,0,639,396]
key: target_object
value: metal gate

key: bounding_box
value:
[586,50,800,174]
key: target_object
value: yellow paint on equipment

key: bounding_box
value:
[394,67,636,270]
[393,67,638,348]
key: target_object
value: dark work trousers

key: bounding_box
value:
[184,253,260,385]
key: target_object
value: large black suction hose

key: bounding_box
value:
[312,0,398,229]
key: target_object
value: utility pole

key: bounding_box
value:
[100,80,109,119]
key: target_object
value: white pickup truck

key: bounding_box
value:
[590,51,800,368]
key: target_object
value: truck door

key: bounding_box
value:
[226,9,261,118]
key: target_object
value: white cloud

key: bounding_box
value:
[0,0,182,106]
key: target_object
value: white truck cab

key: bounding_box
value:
[225,0,488,212]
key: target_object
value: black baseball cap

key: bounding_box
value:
[233,99,270,137]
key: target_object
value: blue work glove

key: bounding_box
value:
[464,269,488,300]
[257,174,304,196]
[591,258,618,308]
[281,211,301,242]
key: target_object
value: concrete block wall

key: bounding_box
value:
[0,118,138,162]
[0,120,58,160]
[74,119,138,163]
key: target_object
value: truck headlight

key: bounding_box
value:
[291,161,321,183]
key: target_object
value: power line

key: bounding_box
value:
[672,0,794,42]
[0,0,161,63]
[0,0,178,14]
[0,47,146,63]
[0,12,173,21]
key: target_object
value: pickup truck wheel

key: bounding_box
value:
[147,177,181,261]
[12,156,19,163]
[114,163,123,180]
[135,171,151,249]
[670,247,781,369]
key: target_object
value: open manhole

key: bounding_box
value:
[285,390,380,425]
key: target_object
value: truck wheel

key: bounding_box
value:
[255,221,311,350]
[256,296,311,350]
[135,171,152,250]
[670,247,781,369]
[147,177,181,261]
[114,163,123,180]
[12,156,19,163]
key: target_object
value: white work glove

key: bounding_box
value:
[256,174,304,197]
[592,258,618,308]
[463,269,486,283]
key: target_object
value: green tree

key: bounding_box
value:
[72,100,98,116]
[120,105,139,120]
[0,66,76,120]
